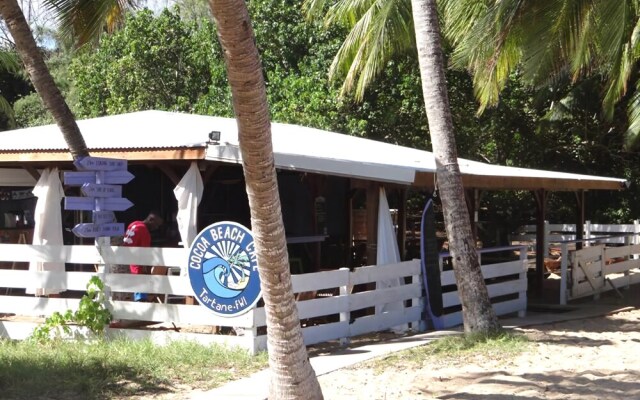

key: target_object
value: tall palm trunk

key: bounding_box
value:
[411,0,500,333]
[0,0,88,159]
[207,1,323,398]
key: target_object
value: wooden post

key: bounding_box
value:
[575,190,585,250]
[346,182,355,268]
[464,189,477,240]
[366,183,379,266]
[533,189,547,297]
[396,188,408,260]
[518,246,527,317]
[339,267,351,346]
[560,242,568,305]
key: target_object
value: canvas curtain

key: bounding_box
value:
[173,162,204,273]
[26,168,65,296]
[376,187,407,333]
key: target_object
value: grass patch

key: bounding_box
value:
[0,338,268,399]
[371,330,530,373]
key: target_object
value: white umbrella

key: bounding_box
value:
[26,167,65,296]
[174,162,204,274]
[376,187,407,333]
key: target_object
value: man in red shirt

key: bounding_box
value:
[123,212,164,302]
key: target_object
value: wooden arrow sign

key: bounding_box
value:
[72,222,124,238]
[73,156,127,171]
[64,170,134,186]
[92,210,116,225]
[81,183,122,198]
[65,197,133,211]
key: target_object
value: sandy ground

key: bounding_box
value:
[317,308,640,399]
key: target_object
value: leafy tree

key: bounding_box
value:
[71,8,226,117]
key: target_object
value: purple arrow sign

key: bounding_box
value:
[81,183,122,198]
[74,156,127,172]
[92,210,116,225]
[64,170,134,186]
[65,197,133,212]
[72,222,124,238]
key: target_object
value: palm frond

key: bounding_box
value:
[326,0,378,26]
[624,79,640,148]
[328,0,414,100]
[43,0,140,46]
[303,0,333,21]
[450,0,526,110]
[598,0,639,120]
[441,0,490,46]
[0,50,20,73]
[519,0,597,86]
[0,95,15,127]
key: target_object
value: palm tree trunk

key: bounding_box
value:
[411,0,500,333]
[0,0,88,159]
[207,0,323,398]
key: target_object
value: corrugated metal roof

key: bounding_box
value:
[0,110,628,190]
[0,110,232,151]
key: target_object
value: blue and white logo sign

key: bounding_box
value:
[188,221,261,317]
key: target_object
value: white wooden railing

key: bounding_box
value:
[435,246,528,329]
[511,221,640,254]
[556,235,640,304]
[0,243,423,354]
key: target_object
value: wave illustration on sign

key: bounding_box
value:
[202,240,251,298]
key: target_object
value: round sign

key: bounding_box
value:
[187,221,261,317]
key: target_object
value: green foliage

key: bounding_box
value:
[13,93,55,127]
[0,338,268,399]
[71,8,227,117]
[421,331,529,356]
[371,330,529,374]
[31,276,112,342]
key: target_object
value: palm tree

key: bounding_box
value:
[410,0,500,333]
[207,0,324,398]
[0,0,88,159]
[307,0,501,333]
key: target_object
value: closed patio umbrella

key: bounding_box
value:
[377,187,407,333]
[174,162,203,274]
[26,167,65,296]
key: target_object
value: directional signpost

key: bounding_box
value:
[64,156,134,239]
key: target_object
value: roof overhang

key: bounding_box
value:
[0,148,206,163]
[0,110,629,192]
[414,171,627,191]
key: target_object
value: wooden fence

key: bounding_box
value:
[511,221,640,254]
[434,246,528,328]
[557,239,640,304]
[0,243,423,354]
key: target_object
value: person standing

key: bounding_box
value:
[123,211,164,302]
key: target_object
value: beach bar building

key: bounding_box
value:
[0,110,632,352]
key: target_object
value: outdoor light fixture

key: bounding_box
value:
[208,130,221,144]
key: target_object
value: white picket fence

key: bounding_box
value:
[0,242,532,352]
[511,221,640,254]
[0,243,423,354]
[436,246,528,328]
[556,237,640,304]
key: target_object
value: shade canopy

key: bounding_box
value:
[0,110,628,191]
